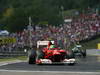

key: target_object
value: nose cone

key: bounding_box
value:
[53,50,60,55]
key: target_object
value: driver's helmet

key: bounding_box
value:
[50,45,55,48]
[76,42,80,45]
[75,42,82,47]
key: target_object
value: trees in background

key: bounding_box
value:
[0,0,100,32]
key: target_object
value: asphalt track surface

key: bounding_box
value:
[0,55,100,72]
[0,55,100,75]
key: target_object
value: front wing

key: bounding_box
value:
[36,59,75,65]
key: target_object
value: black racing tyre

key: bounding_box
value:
[28,50,36,64]
[81,49,86,58]
[68,63,75,66]
[66,50,75,59]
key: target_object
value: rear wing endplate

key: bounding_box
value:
[37,41,54,48]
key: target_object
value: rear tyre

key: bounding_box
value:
[66,51,75,66]
[36,50,44,59]
[66,50,75,59]
[68,63,75,66]
[81,49,86,58]
[36,50,44,65]
[28,50,36,64]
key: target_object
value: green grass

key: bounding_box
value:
[16,56,27,60]
[0,58,17,62]
[69,36,100,50]
[0,56,27,62]
[81,37,100,49]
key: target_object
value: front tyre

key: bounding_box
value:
[66,50,75,59]
[36,50,44,60]
[28,50,36,64]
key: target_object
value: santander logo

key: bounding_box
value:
[53,50,60,55]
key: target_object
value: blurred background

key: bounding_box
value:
[0,0,100,58]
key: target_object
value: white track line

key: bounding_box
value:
[0,69,100,74]
[0,60,23,66]
[0,63,9,66]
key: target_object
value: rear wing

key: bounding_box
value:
[37,41,54,48]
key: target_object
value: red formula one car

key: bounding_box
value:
[28,41,75,65]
